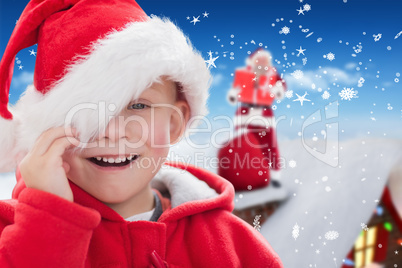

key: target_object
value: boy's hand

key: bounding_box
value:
[19,127,80,202]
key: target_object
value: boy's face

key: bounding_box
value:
[62,78,189,211]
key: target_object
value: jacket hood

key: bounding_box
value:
[12,162,235,222]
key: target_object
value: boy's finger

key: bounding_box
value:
[45,136,80,157]
[31,126,77,156]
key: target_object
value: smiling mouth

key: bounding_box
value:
[88,155,140,167]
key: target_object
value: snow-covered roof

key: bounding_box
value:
[260,139,402,267]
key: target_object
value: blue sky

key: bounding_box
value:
[1,0,401,141]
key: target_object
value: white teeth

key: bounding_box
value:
[94,155,138,163]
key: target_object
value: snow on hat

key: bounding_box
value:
[246,48,272,67]
[0,0,211,172]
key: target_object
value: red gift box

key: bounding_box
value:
[233,68,277,106]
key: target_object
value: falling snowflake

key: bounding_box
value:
[325,231,339,240]
[204,51,219,69]
[296,46,306,56]
[190,16,200,25]
[253,215,262,231]
[289,160,297,168]
[322,91,331,100]
[258,170,264,176]
[292,69,304,79]
[302,57,308,65]
[303,3,311,11]
[339,87,358,100]
[305,32,314,38]
[353,43,363,54]
[373,33,382,42]
[285,90,294,99]
[324,52,335,61]
[296,7,305,15]
[280,26,290,35]
[293,92,311,106]
[361,223,369,231]
[358,77,365,87]
[292,223,300,240]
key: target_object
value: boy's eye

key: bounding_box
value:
[129,103,148,110]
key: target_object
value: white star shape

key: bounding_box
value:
[186,16,190,20]
[297,7,305,15]
[395,250,399,255]
[203,11,209,18]
[18,65,23,70]
[296,46,306,56]
[29,49,37,56]
[190,16,200,25]
[205,51,219,69]
[293,92,311,106]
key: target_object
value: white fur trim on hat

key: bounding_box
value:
[3,16,211,171]
[0,108,21,172]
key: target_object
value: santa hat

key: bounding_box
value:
[0,0,211,172]
[246,48,273,67]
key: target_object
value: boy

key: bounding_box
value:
[0,0,283,267]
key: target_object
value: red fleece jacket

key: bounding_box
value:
[0,163,283,267]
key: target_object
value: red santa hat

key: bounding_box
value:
[0,0,211,172]
[246,48,273,67]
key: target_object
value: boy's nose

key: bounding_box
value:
[104,116,127,142]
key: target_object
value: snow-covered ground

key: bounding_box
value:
[1,138,401,267]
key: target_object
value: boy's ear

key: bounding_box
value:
[170,100,190,145]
